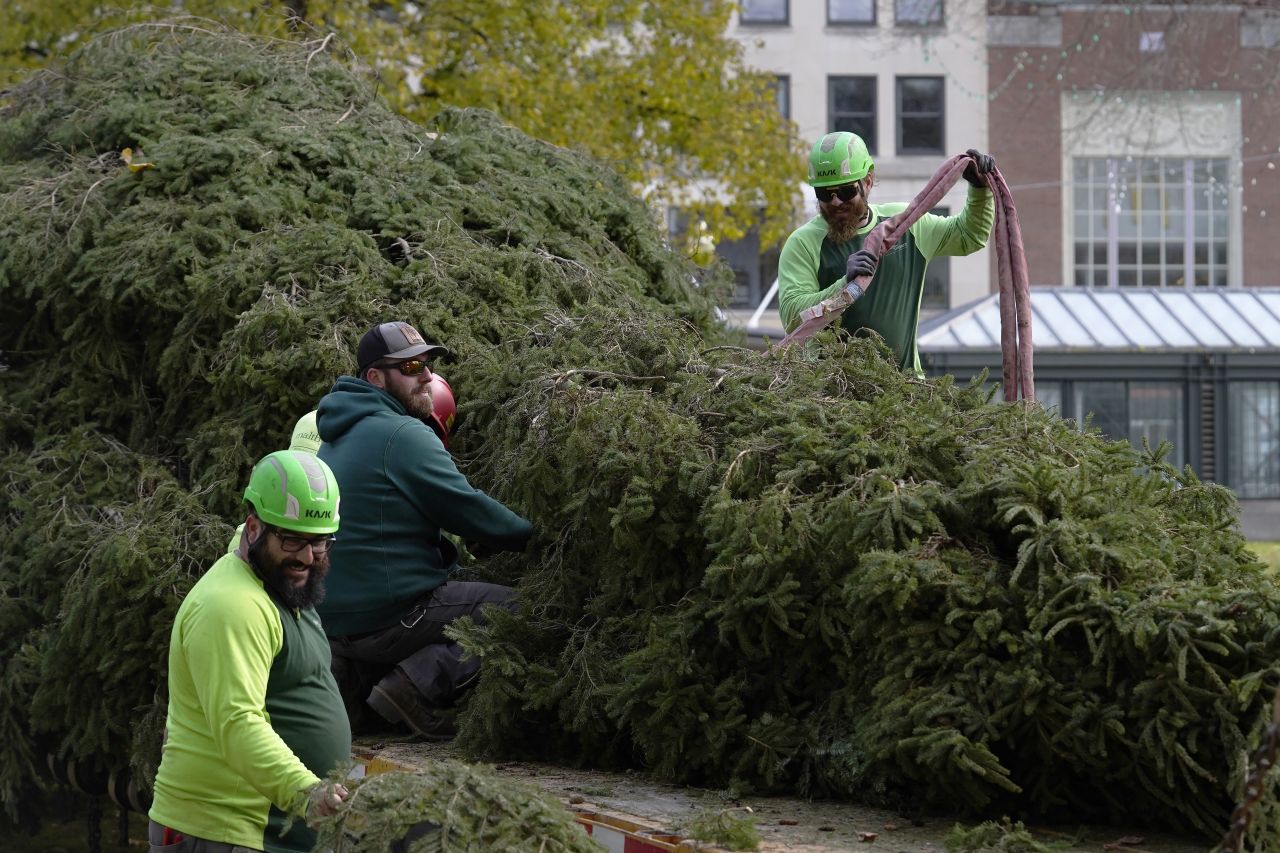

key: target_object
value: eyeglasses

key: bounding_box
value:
[814,183,861,204]
[379,358,432,376]
[269,528,337,554]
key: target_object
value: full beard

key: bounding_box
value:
[249,537,329,610]
[822,202,869,244]
[392,384,434,422]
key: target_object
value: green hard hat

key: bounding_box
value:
[243,450,340,535]
[808,132,874,187]
[288,410,320,455]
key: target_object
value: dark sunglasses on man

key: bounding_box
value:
[378,358,433,377]
[814,183,862,204]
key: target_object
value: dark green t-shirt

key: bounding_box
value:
[263,599,350,851]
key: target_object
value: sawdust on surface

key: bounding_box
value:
[356,737,1209,853]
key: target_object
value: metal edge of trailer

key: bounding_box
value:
[351,748,726,853]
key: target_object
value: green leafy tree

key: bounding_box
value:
[0,0,803,250]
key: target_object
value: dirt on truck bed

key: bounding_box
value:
[354,737,1209,853]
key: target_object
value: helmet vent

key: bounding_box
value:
[297,455,329,495]
[266,457,288,496]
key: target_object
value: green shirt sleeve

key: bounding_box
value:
[911,186,995,261]
[180,573,321,812]
[778,219,847,333]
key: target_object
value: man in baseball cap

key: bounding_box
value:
[315,321,533,739]
[356,321,452,375]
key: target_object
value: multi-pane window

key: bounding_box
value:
[1011,380,1186,468]
[1072,381,1185,467]
[922,206,950,310]
[741,0,787,24]
[896,77,944,155]
[1075,382,1130,446]
[772,75,790,120]
[1072,157,1230,288]
[1128,383,1185,465]
[829,0,875,24]
[1228,382,1280,498]
[828,76,877,154]
[896,0,943,25]
[1036,382,1063,416]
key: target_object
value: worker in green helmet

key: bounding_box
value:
[778,132,997,376]
[224,411,325,554]
[150,450,351,853]
[288,410,321,455]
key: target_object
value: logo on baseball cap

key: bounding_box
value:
[357,322,452,373]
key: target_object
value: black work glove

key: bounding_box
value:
[846,248,877,283]
[963,148,996,187]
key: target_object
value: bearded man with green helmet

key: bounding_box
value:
[150,450,351,853]
[224,411,327,555]
[778,131,997,377]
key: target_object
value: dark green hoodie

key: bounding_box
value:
[315,376,533,636]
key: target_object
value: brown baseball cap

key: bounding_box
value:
[357,322,451,373]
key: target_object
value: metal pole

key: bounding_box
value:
[747,279,779,330]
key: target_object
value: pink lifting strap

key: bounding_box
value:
[775,153,1035,403]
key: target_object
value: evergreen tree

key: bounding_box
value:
[0,1,803,249]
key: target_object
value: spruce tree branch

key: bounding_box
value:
[305,33,335,69]
[699,345,757,356]
[722,444,780,489]
[1218,686,1280,852]
[66,177,108,243]
[551,369,664,387]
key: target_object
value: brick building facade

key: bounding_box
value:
[987,1,1280,288]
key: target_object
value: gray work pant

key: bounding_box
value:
[329,581,513,714]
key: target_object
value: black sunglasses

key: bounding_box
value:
[378,358,432,376]
[268,527,337,555]
[814,183,861,204]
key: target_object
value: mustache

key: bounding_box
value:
[824,201,864,216]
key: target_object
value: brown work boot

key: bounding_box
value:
[367,669,457,741]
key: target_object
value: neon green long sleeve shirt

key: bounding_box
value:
[149,554,350,852]
[777,187,994,376]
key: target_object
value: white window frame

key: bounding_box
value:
[1061,91,1242,288]
[1071,156,1230,288]
[828,0,876,25]
[828,75,878,155]
[773,74,790,121]
[896,0,944,27]
[741,0,788,25]
[896,76,946,156]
